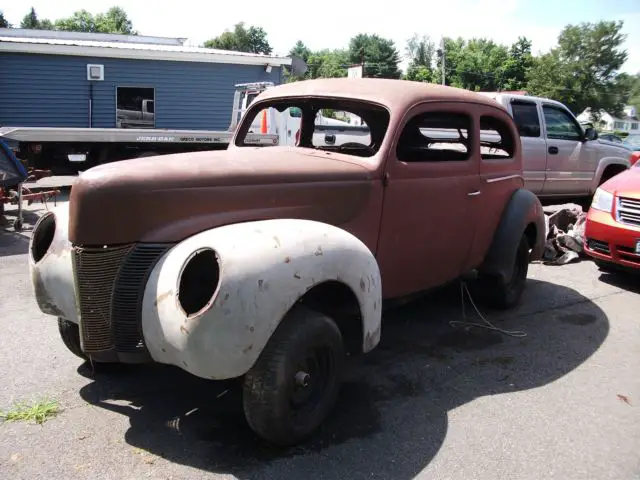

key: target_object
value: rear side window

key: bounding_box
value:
[480,115,516,160]
[511,101,540,137]
[396,111,471,162]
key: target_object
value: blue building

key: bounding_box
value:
[0,28,291,131]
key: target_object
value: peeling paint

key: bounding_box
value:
[314,245,323,256]
[360,277,366,291]
[273,235,281,248]
[243,344,254,354]
[284,256,291,263]
[155,289,173,306]
[294,272,301,279]
[180,325,189,335]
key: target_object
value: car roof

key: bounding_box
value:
[255,78,508,113]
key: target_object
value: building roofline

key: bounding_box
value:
[0,33,292,67]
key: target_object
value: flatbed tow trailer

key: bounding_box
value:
[0,82,280,175]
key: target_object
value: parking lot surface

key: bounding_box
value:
[1,200,639,480]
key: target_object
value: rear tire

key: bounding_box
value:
[242,305,345,446]
[482,234,530,310]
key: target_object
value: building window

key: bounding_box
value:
[396,111,471,162]
[632,123,639,130]
[116,86,155,129]
[614,121,623,130]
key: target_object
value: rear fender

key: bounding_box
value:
[593,157,630,191]
[480,188,545,283]
[141,218,382,380]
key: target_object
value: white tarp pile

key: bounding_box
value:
[542,204,588,265]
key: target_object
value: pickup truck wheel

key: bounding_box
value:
[57,318,88,360]
[483,234,530,310]
[242,305,345,446]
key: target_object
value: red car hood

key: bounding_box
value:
[602,166,640,199]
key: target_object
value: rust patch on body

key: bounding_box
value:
[155,289,173,306]
[180,325,190,335]
[294,272,301,279]
[284,256,291,263]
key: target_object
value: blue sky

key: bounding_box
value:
[2,0,639,73]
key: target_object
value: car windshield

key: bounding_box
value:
[235,97,391,158]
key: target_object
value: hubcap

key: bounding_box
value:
[289,346,335,416]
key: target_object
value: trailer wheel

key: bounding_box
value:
[13,218,23,232]
[242,305,345,446]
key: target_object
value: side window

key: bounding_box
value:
[480,115,515,160]
[542,105,582,141]
[511,101,540,137]
[396,111,471,162]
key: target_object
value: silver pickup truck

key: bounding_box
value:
[482,93,632,201]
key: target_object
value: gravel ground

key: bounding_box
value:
[1,198,639,480]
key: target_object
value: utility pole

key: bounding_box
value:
[440,36,445,85]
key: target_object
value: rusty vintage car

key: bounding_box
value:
[28,78,545,446]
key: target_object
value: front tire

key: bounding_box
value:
[242,305,345,446]
[482,234,530,310]
[57,318,87,360]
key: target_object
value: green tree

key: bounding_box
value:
[501,37,535,91]
[405,34,436,82]
[348,33,402,79]
[306,49,349,78]
[203,22,272,55]
[527,20,629,116]
[20,7,53,30]
[54,7,136,34]
[0,11,9,28]
[289,40,311,62]
[95,7,137,35]
[626,73,640,115]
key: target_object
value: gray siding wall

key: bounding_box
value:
[0,52,282,130]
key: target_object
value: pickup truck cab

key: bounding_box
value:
[481,93,632,201]
[28,78,545,446]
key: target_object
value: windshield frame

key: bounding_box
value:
[233,95,392,158]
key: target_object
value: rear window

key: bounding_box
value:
[511,101,541,137]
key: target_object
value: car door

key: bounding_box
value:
[541,103,595,195]
[375,102,482,299]
[467,108,525,267]
[507,99,546,194]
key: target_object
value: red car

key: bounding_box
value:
[584,160,640,271]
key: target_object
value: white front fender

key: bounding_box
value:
[141,218,382,380]
[28,205,78,323]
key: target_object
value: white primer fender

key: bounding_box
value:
[141,218,382,380]
[28,205,79,323]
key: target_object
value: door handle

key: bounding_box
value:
[548,146,559,155]
[467,190,481,196]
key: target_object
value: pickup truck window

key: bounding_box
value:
[480,115,515,160]
[542,105,582,141]
[396,111,471,162]
[511,101,541,137]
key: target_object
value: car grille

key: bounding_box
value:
[72,243,172,358]
[617,197,640,227]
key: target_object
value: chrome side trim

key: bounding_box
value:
[486,174,524,184]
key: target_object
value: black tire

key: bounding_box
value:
[242,305,345,446]
[482,234,530,310]
[57,318,87,360]
[13,218,23,232]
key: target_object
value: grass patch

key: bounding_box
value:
[1,398,61,425]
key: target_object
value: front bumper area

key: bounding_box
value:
[584,209,640,269]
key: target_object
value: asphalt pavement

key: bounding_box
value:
[1,199,639,480]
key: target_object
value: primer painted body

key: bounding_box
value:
[141,218,382,380]
[28,205,79,323]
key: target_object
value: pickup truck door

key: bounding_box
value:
[375,103,481,299]
[541,103,595,195]
[508,99,547,194]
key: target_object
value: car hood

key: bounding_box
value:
[69,147,376,245]
[602,166,640,199]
